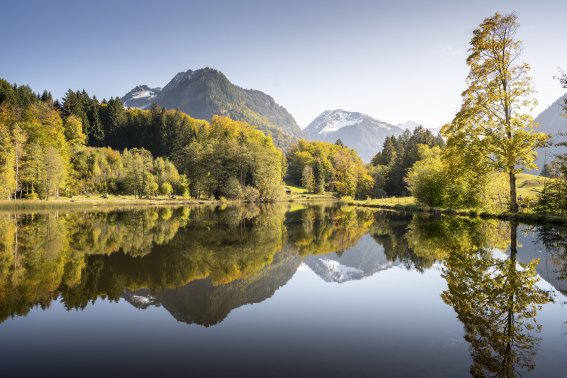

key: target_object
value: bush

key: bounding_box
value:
[160,182,173,196]
[405,146,448,207]
[536,179,567,215]
[223,176,243,200]
[243,186,260,202]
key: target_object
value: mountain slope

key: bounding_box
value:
[122,68,303,149]
[533,93,567,172]
[304,110,403,162]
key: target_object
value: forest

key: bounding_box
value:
[0,83,286,201]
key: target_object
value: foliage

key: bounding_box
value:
[405,146,448,207]
[286,140,372,198]
[535,71,567,214]
[173,116,284,201]
[370,127,444,196]
[405,145,486,208]
[301,166,315,192]
[536,179,567,215]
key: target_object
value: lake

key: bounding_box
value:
[0,204,565,377]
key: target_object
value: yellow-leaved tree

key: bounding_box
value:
[442,13,548,212]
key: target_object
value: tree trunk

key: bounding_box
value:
[14,142,19,199]
[509,171,518,213]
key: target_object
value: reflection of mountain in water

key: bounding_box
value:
[517,229,567,295]
[123,250,301,326]
[304,234,399,283]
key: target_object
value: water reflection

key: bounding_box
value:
[0,205,566,376]
[442,222,552,377]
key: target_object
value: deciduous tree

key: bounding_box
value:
[443,13,548,212]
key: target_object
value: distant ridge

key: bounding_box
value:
[533,93,567,172]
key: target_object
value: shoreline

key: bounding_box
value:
[2,196,565,226]
[0,195,338,211]
[351,201,567,225]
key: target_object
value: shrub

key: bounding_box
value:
[243,185,260,202]
[223,176,243,199]
[160,182,173,196]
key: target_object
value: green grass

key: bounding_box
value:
[363,197,416,206]
[284,185,308,194]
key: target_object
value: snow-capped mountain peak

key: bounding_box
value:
[308,109,393,135]
[122,85,161,109]
[304,109,403,162]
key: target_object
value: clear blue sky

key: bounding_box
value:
[1,0,566,127]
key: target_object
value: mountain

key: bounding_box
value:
[304,234,400,283]
[122,68,303,149]
[304,110,403,163]
[533,93,567,172]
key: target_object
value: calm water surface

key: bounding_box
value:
[0,204,565,377]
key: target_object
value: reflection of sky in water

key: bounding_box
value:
[0,210,566,377]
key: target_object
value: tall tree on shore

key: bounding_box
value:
[442,13,548,212]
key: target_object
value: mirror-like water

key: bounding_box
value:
[0,204,565,377]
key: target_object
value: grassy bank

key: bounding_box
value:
[0,189,338,211]
[0,195,219,211]
[351,200,567,225]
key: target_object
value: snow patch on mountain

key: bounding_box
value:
[316,258,365,282]
[304,110,403,163]
[318,110,364,134]
[308,109,393,135]
[123,85,161,109]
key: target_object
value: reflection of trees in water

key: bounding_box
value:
[535,224,567,284]
[442,223,552,377]
[0,207,193,322]
[370,213,508,271]
[370,213,554,375]
[61,205,288,309]
[0,205,289,321]
[288,205,374,256]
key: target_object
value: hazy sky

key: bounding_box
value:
[1,0,566,127]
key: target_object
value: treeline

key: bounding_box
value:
[286,139,373,198]
[2,80,417,203]
[0,80,285,201]
[0,86,187,200]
